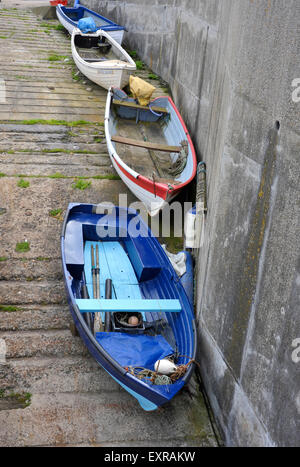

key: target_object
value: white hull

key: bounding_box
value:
[74,57,132,90]
[110,156,166,216]
[71,29,136,90]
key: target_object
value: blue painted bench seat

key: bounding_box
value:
[76,298,181,313]
[125,237,161,281]
[84,241,140,300]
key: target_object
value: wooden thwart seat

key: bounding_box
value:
[113,99,169,115]
[111,135,181,153]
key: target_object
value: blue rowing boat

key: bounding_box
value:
[61,203,197,410]
[56,0,125,44]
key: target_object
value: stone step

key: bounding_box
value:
[0,390,209,447]
[0,29,69,36]
[0,305,71,332]
[0,162,113,177]
[0,46,71,56]
[0,132,104,145]
[0,112,102,122]
[0,61,72,67]
[0,258,62,281]
[0,104,104,116]
[1,70,79,81]
[0,329,88,359]
[0,280,66,305]
[0,355,117,394]
[2,98,104,109]
[0,124,104,134]
[5,77,103,88]
[1,78,97,88]
[0,40,70,48]
[3,93,105,104]
[0,34,70,43]
[0,141,106,153]
[1,64,74,71]
[0,152,109,165]
[2,87,105,100]
[0,20,41,26]
[3,78,103,89]
[0,28,65,34]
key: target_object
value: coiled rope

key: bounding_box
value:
[124,356,199,386]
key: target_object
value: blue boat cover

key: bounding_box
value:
[77,17,98,33]
[95,332,174,370]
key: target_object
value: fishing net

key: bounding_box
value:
[126,356,196,386]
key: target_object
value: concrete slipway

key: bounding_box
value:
[0,2,219,447]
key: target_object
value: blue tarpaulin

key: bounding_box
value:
[77,17,98,33]
[95,332,174,370]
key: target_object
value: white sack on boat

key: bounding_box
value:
[162,245,186,277]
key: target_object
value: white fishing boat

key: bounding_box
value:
[105,87,197,216]
[71,28,136,90]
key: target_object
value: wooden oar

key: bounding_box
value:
[91,245,96,299]
[93,243,104,333]
[104,278,112,332]
[96,244,100,300]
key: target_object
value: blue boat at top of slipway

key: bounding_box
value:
[61,203,197,410]
[56,0,125,44]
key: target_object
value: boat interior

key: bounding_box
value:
[62,6,112,28]
[74,33,129,66]
[109,91,192,185]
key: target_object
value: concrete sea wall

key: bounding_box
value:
[81,0,300,446]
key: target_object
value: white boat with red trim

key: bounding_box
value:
[104,88,197,216]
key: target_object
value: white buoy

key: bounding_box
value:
[154,359,178,375]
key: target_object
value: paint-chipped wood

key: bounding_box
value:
[113,99,169,114]
[111,135,181,153]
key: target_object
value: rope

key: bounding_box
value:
[124,356,199,386]
[149,102,163,117]
[125,366,171,385]
[167,141,188,177]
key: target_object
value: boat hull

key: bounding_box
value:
[73,57,133,90]
[56,5,125,44]
[61,203,197,410]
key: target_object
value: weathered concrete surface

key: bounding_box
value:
[83,0,300,447]
[0,5,218,447]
